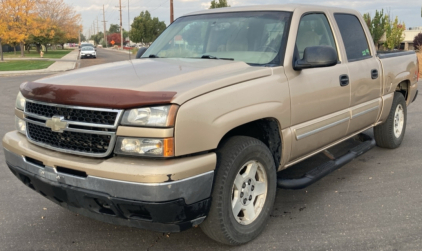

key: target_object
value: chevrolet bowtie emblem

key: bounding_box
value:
[45,116,68,133]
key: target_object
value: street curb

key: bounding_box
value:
[0,49,79,76]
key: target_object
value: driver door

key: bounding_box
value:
[285,12,351,161]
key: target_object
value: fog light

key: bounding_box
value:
[114,137,174,157]
[15,116,27,135]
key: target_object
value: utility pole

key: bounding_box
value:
[93,21,96,35]
[116,0,125,50]
[170,0,174,23]
[97,17,100,36]
[102,4,108,48]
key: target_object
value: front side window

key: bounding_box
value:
[334,14,371,62]
[295,13,337,59]
[143,11,292,66]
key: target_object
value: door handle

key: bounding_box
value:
[371,69,379,79]
[339,74,349,87]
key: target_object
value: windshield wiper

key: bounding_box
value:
[148,54,159,58]
[201,55,234,61]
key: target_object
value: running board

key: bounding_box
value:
[277,134,376,190]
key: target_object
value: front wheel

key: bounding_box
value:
[200,136,277,245]
[374,92,407,149]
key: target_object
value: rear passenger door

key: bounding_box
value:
[286,12,351,161]
[334,14,382,134]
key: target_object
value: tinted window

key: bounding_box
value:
[334,14,371,61]
[296,13,337,59]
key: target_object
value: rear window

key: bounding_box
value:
[334,14,371,62]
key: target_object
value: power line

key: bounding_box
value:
[149,0,170,12]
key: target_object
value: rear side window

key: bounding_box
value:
[334,14,371,62]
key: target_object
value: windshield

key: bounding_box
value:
[82,47,94,51]
[142,11,292,66]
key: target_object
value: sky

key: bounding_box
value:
[69,0,422,37]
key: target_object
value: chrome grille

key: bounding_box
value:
[26,101,118,126]
[27,123,111,154]
[23,100,123,157]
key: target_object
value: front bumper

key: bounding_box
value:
[3,132,216,232]
[81,54,96,58]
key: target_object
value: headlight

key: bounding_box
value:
[114,137,174,157]
[15,117,27,135]
[121,105,178,127]
[15,92,26,111]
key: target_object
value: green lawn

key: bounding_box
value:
[2,49,73,59]
[0,60,55,71]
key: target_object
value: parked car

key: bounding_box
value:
[79,43,95,51]
[80,46,96,59]
[3,4,418,246]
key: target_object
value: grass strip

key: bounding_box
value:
[0,60,55,71]
[2,50,73,59]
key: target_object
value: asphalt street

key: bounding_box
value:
[0,50,422,250]
[78,48,132,69]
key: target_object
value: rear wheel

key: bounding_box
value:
[374,92,407,149]
[200,136,277,245]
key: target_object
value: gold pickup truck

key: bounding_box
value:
[2,4,418,245]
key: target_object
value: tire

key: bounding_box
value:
[374,92,407,149]
[200,136,277,245]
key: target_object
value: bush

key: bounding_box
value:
[413,33,422,50]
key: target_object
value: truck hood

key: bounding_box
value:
[23,58,272,108]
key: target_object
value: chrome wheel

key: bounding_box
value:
[394,104,404,138]
[231,160,268,225]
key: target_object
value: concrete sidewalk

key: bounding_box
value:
[0,49,79,76]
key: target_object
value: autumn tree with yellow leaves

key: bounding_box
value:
[0,0,81,60]
[0,1,7,61]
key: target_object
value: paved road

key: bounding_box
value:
[0,53,422,250]
[78,48,133,69]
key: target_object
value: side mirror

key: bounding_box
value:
[294,46,337,71]
[136,47,148,59]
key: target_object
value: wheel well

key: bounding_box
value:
[218,118,282,168]
[395,81,410,101]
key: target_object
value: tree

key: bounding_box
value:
[363,13,371,30]
[1,0,39,57]
[129,11,166,44]
[0,0,81,57]
[413,33,422,50]
[90,32,104,45]
[109,24,120,34]
[363,9,388,49]
[0,0,7,61]
[107,33,121,46]
[210,0,230,9]
[384,16,405,50]
[80,33,86,42]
